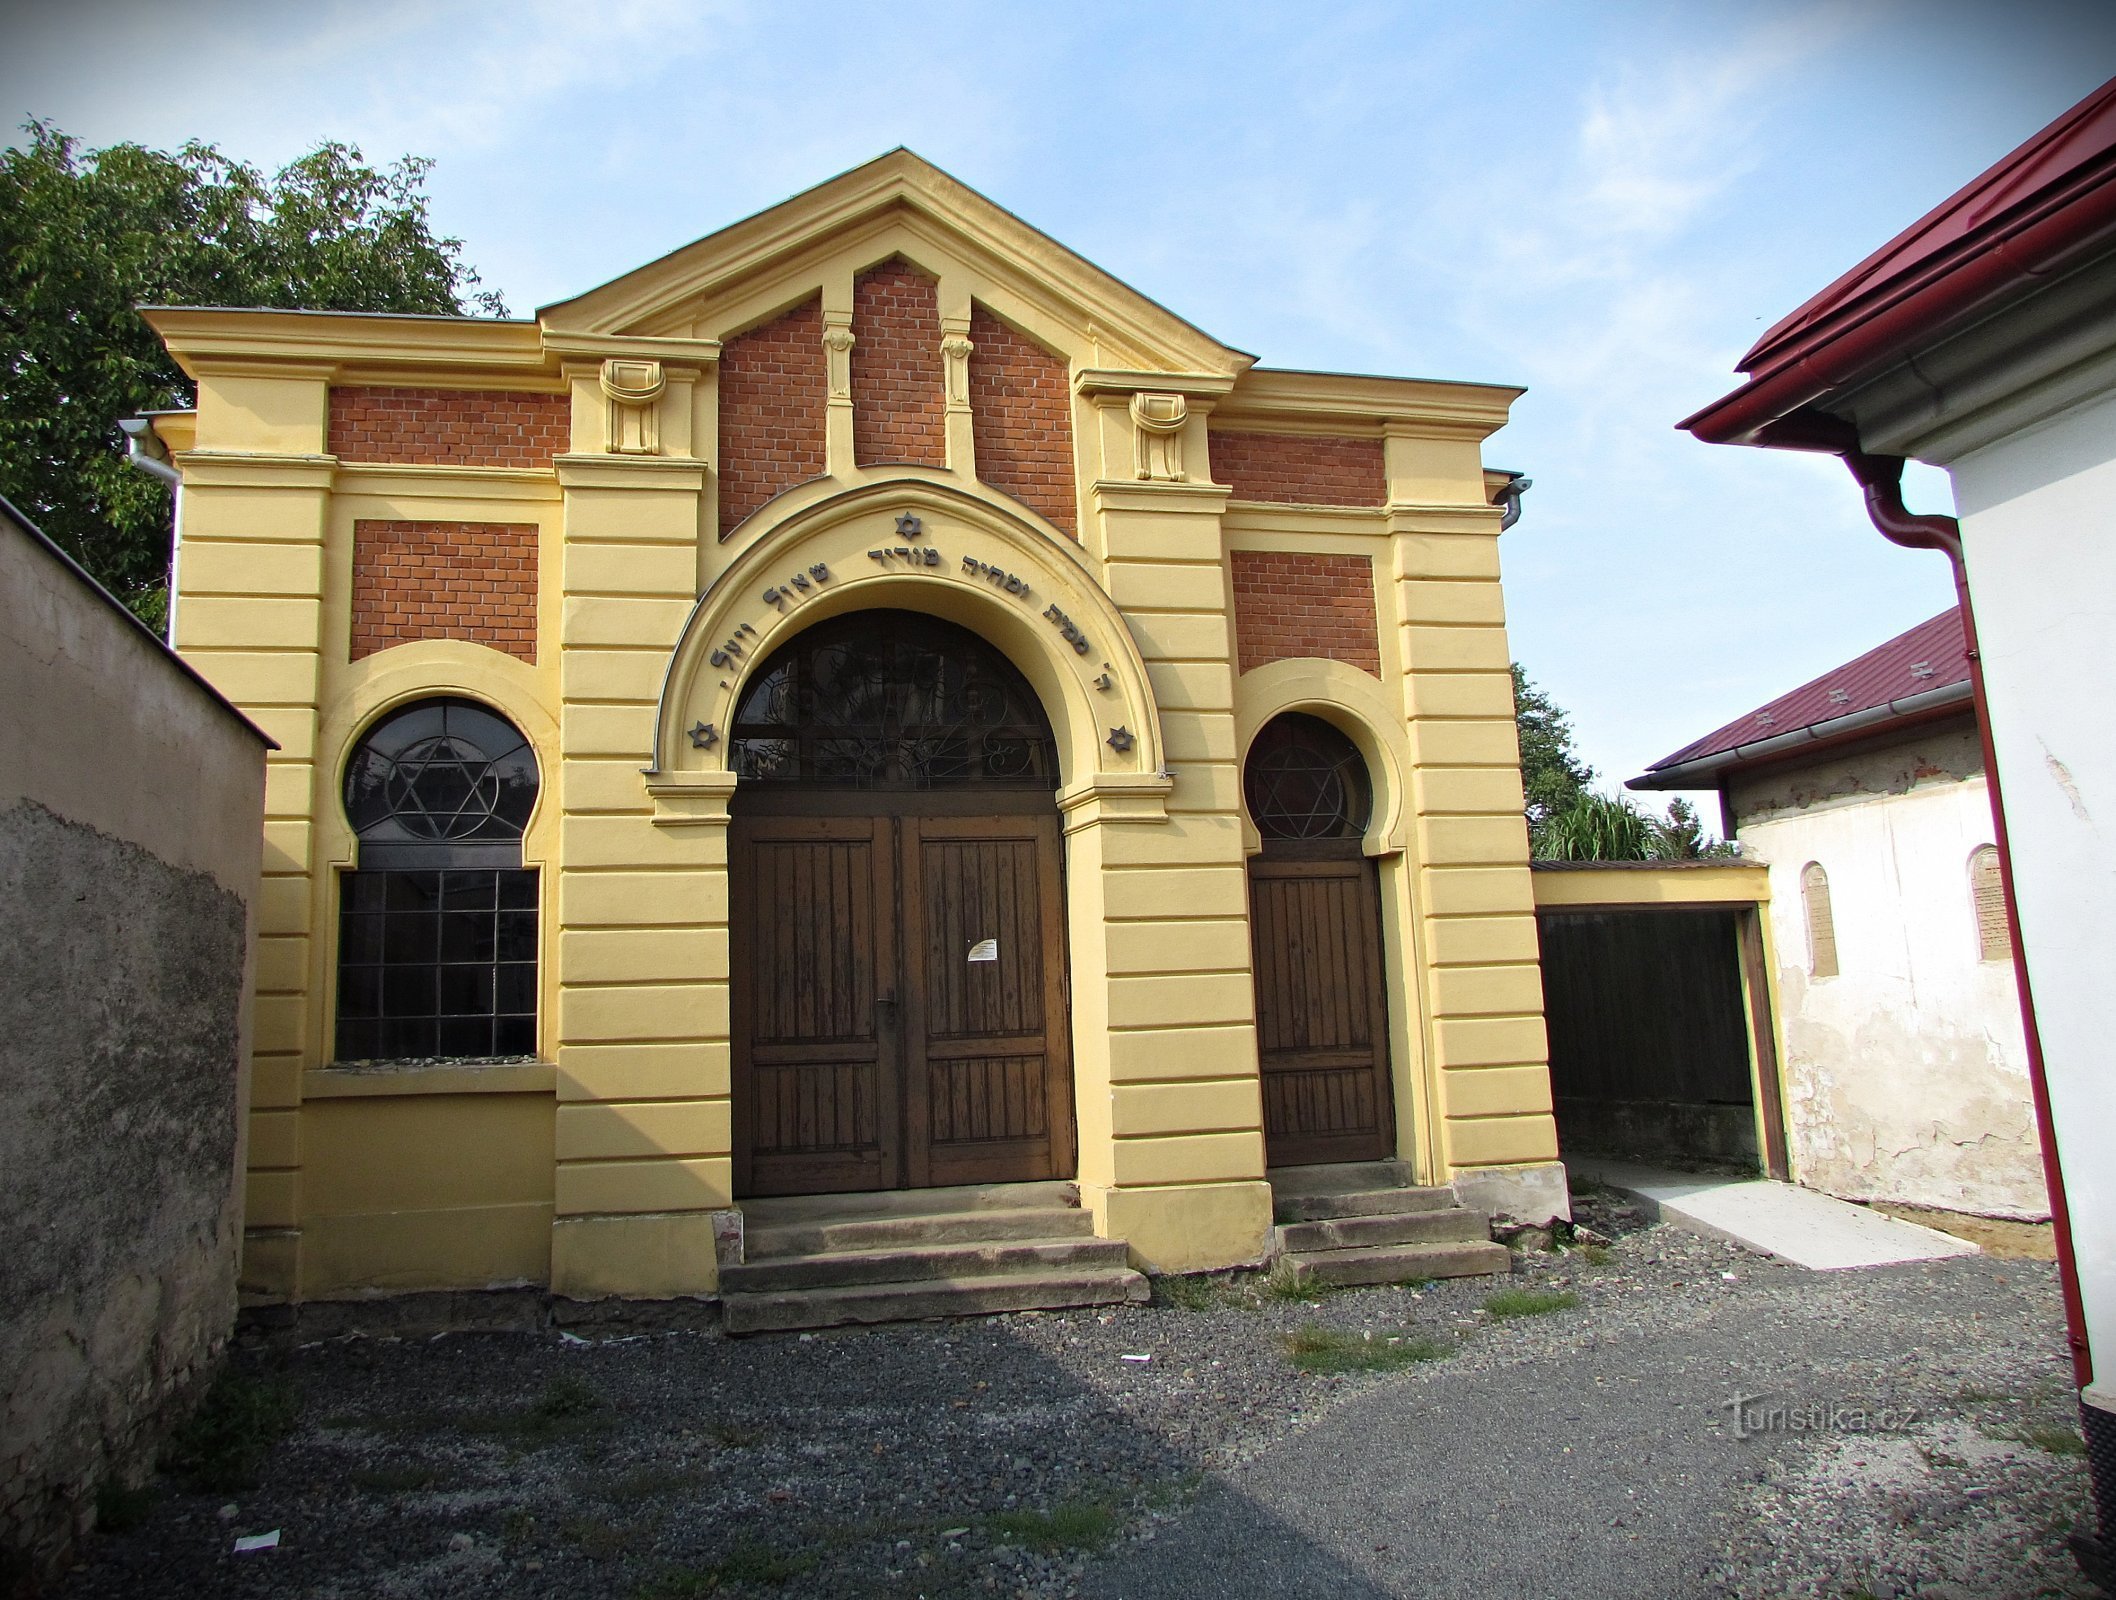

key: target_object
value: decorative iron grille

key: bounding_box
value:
[1245,712,1372,841]
[730,610,1057,789]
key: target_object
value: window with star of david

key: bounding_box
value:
[1244,712,1372,844]
[335,698,541,1062]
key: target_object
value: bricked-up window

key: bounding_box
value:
[852,258,946,467]
[1802,862,1839,980]
[350,519,538,662]
[1970,845,2011,962]
[1229,550,1382,676]
[718,295,828,535]
[336,698,540,1061]
[968,303,1076,538]
[1210,431,1386,507]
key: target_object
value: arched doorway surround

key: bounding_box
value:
[1243,712,1397,1166]
[647,481,1174,1200]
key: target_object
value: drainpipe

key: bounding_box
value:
[118,417,182,646]
[1841,450,2094,1400]
[1494,473,1532,531]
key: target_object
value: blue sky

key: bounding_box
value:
[8,1,2113,810]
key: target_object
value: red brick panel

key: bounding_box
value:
[1211,430,1386,507]
[329,388,569,468]
[1230,551,1381,676]
[350,520,538,663]
[718,296,828,536]
[852,259,946,468]
[968,304,1076,539]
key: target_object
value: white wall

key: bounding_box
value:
[1949,384,2116,1406]
[1738,766,2043,1218]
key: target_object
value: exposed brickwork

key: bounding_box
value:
[718,296,828,535]
[968,304,1076,539]
[1212,430,1386,507]
[1230,550,1382,676]
[328,388,569,468]
[350,520,538,662]
[852,259,946,468]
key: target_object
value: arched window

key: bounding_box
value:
[1801,862,1838,980]
[1970,845,2011,962]
[729,610,1057,790]
[1244,713,1372,843]
[336,698,541,1062]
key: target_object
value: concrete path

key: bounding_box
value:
[1084,1253,2068,1600]
[1573,1159,1980,1270]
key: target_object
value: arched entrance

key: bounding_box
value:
[728,609,1076,1197]
[1244,712,1396,1166]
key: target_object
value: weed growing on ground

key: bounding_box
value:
[707,1419,766,1449]
[349,1462,439,1494]
[989,1497,1123,1554]
[1576,1243,1613,1267]
[1263,1260,1337,1304]
[448,1374,610,1449]
[2002,1422,2087,1456]
[160,1369,299,1491]
[1482,1287,1577,1319]
[1280,1324,1453,1374]
[599,1463,705,1503]
[94,1482,155,1533]
[1153,1273,1229,1311]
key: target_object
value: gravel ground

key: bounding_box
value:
[52,1191,2096,1599]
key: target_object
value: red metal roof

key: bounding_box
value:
[1681,76,2116,446]
[1643,608,1968,774]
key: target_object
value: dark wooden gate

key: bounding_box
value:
[1249,846,1395,1167]
[731,806,1073,1196]
[1537,907,1773,1170]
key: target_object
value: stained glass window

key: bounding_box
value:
[730,610,1057,789]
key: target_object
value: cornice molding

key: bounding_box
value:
[172,450,338,489]
[1215,367,1522,438]
[142,307,547,381]
[553,454,711,492]
[541,330,722,367]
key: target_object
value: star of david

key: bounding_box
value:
[383,735,503,840]
[895,512,923,536]
[1248,751,1349,839]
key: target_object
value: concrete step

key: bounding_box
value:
[1282,1240,1512,1288]
[1272,1187,1457,1224]
[745,1205,1095,1261]
[1266,1161,1419,1198]
[1275,1207,1490,1254]
[722,1266,1150,1335]
[721,1236,1130,1295]
[739,1181,1080,1226]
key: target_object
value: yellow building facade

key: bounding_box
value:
[146,153,1562,1309]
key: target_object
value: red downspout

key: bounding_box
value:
[1842,451,2092,1388]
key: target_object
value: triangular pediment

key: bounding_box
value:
[537,150,1251,379]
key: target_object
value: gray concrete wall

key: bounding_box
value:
[0,510,267,1582]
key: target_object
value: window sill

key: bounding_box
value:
[303,1060,556,1099]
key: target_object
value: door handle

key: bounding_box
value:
[876,989,898,1032]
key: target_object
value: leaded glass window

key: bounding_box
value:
[337,698,540,1062]
[730,610,1057,789]
[1245,713,1372,842]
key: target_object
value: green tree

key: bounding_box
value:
[0,122,504,624]
[1512,663,1595,835]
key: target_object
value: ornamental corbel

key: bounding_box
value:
[822,321,857,401]
[1129,392,1189,483]
[600,358,666,454]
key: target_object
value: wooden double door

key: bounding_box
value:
[731,805,1074,1197]
[1248,844,1397,1167]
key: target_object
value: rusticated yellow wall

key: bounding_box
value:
[149,150,1560,1304]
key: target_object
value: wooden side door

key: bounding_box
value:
[899,813,1074,1187]
[1248,849,1395,1166]
[731,815,900,1196]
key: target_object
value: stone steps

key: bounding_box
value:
[722,1236,1130,1295]
[720,1184,1148,1335]
[1268,1164,1512,1289]
[722,1266,1150,1336]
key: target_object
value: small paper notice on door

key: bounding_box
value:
[967,938,998,963]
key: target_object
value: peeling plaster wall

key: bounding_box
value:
[1731,725,2045,1219]
[0,518,265,1581]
